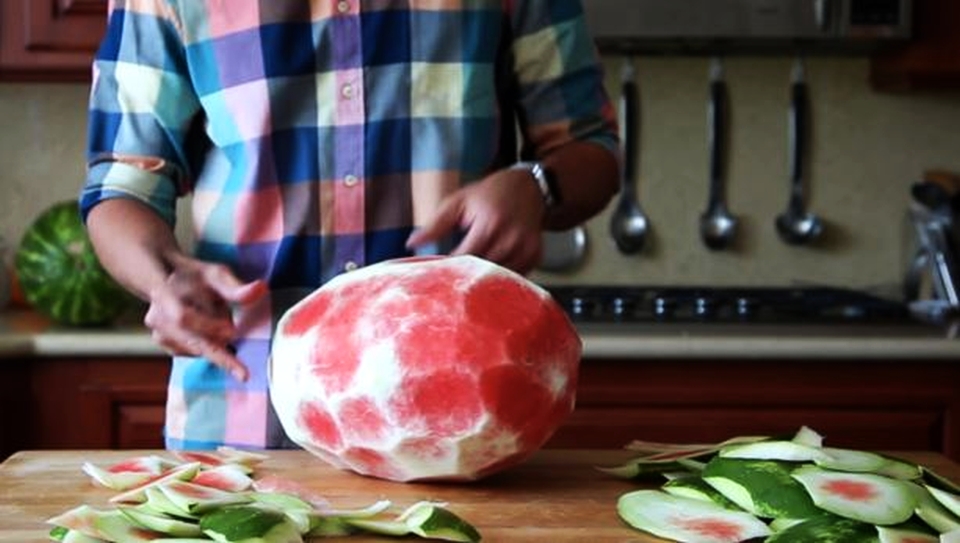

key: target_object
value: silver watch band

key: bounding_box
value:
[511,161,557,208]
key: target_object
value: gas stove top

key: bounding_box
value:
[544,285,915,325]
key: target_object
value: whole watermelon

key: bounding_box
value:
[15,200,131,326]
[270,255,582,482]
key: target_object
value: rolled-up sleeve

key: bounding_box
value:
[81,1,201,227]
[509,0,619,159]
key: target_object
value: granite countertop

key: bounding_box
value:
[1,309,958,360]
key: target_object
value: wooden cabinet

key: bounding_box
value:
[3,355,957,464]
[0,0,107,81]
[1,357,170,457]
[870,0,960,91]
[547,358,960,462]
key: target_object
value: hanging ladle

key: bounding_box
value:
[609,57,649,254]
[775,57,823,245]
[699,57,738,250]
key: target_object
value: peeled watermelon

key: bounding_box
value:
[269,255,581,482]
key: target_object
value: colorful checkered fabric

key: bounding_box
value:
[80,0,618,449]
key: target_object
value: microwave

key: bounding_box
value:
[582,0,913,55]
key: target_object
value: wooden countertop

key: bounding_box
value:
[0,449,957,542]
[2,308,959,361]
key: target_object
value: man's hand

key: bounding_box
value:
[144,253,268,382]
[406,168,546,274]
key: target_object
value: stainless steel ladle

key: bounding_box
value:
[699,57,738,250]
[609,57,649,255]
[776,57,823,245]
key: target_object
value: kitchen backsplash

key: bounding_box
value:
[2,57,959,293]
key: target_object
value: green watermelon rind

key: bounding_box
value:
[617,489,772,542]
[791,465,917,526]
[702,457,822,519]
[765,514,879,543]
[15,201,131,326]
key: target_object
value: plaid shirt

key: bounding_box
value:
[81,0,618,450]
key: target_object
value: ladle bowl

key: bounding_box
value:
[700,205,738,250]
[611,197,649,254]
[775,209,823,245]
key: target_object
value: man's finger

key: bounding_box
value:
[158,331,249,382]
[406,197,462,250]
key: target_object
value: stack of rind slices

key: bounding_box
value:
[605,426,960,543]
[46,447,480,542]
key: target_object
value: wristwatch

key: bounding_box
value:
[511,161,562,208]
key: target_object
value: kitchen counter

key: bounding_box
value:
[1,308,958,360]
[1,449,957,542]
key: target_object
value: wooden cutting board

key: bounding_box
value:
[0,449,957,542]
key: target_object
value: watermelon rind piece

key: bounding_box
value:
[48,526,108,543]
[216,447,270,468]
[925,485,960,518]
[140,486,199,520]
[909,481,960,533]
[82,462,156,491]
[199,506,302,542]
[816,447,889,473]
[792,465,917,526]
[597,459,696,480]
[118,507,203,537]
[874,456,923,481]
[662,475,742,510]
[617,489,771,543]
[923,468,960,495]
[765,514,879,542]
[191,464,254,493]
[314,499,392,519]
[624,434,769,455]
[15,200,132,326]
[768,517,805,532]
[396,501,482,543]
[47,505,164,542]
[159,480,252,515]
[248,493,313,533]
[110,462,202,504]
[702,457,822,519]
[719,440,832,463]
[876,524,939,543]
[791,426,825,448]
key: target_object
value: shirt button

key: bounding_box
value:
[344,261,359,272]
[343,174,358,187]
[340,84,354,99]
[336,0,350,13]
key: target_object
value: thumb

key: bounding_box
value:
[229,279,269,305]
[203,265,269,305]
[406,196,463,250]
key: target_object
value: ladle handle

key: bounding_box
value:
[619,59,638,196]
[789,59,808,208]
[708,58,727,209]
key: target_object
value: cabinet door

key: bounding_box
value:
[29,357,170,450]
[871,0,960,91]
[546,358,960,462]
[0,0,108,81]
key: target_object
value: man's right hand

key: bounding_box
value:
[144,253,268,382]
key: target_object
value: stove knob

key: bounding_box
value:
[611,296,635,318]
[694,296,716,319]
[570,297,589,317]
[653,296,676,319]
[735,297,758,319]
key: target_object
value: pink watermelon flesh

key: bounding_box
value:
[270,255,582,482]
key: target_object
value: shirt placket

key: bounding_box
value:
[331,0,365,274]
